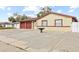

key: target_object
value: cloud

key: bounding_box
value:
[26,14,37,17]
[68,6,79,13]
[22,6,43,17]
[57,10,62,13]
[69,6,79,9]
[0,6,11,11]
[22,6,54,17]
[23,6,41,13]
[23,6,38,11]
[7,7,11,11]
[68,9,74,12]
[0,6,6,10]
[0,19,8,22]
[7,13,12,16]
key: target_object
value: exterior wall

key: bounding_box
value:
[2,24,20,28]
[1,24,13,27]
[42,27,71,32]
[14,23,20,29]
[32,21,35,29]
[4,24,12,27]
[34,14,72,31]
[33,21,37,29]
[0,22,20,28]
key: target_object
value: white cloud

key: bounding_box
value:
[0,6,11,11]
[68,6,79,13]
[57,10,62,13]
[23,6,41,13]
[23,6,38,11]
[7,13,12,16]
[7,7,11,11]
[0,6,6,10]
[0,19,8,22]
[69,6,79,9]
[23,6,42,17]
[26,14,37,17]
[22,6,54,17]
[68,9,74,12]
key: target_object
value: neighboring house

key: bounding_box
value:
[20,12,78,32]
[12,22,20,29]
[0,22,20,29]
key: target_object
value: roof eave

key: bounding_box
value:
[72,17,78,22]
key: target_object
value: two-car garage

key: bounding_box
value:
[20,21,32,29]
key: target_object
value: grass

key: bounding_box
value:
[0,27,15,29]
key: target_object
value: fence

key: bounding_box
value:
[72,22,79,32]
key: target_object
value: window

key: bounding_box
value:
[41,20,48,27]
[55,19,62,27]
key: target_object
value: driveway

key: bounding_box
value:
[0,29,79,52]
[0,41,25,52]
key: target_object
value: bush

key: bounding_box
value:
[0,27,15,29]
[0,25,2,27]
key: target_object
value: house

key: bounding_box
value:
[0,22,20,29]
[12,22,20,29]
[20,12,78,32]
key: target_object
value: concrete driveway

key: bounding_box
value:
[0,29,79,52]
[0,41,25,52]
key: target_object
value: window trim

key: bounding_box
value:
[55,19,63,27]
[41,20,48,27]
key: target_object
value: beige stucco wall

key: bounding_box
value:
[34,14,72,31]
[42,27,71,32]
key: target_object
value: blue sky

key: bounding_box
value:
[0,6,79,22]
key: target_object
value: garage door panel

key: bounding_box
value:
[20,21,32,29]
[20,22,26,29]
[26,21,32,29]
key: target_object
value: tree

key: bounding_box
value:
[8,16,16,22]
[13,13,18,16]
[21,14,28,20]
[15,15,22,22]
[8,13,28,22]
[15,14,28,21]
[37,12,44,17]
[41,6,52,13]
[37,6,52,17]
